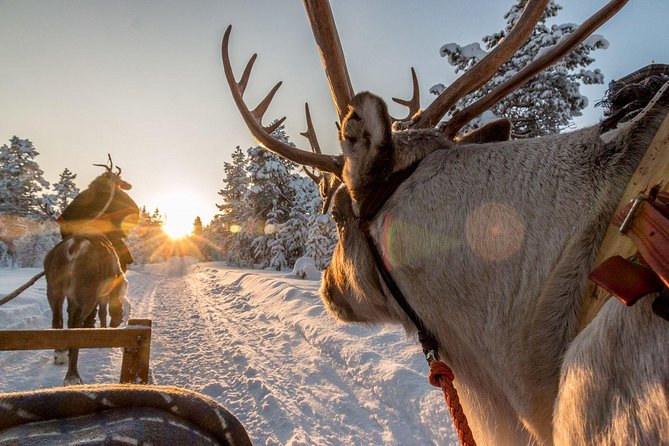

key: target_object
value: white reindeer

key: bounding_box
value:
[222,0,669,444]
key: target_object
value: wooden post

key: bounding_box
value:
[120,319,152,384]
[0,318,152,384]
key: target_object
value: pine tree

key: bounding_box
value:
[192,216,203,236]
[212,146,250,261]
[125,206,167,264]
[305,214,337,269]
[0,136,50,217]
[52,168,79,215]
[217,146,249,229]
[150,208,164,226]
[430,0,608,137]
[201,214,227,261]
[280,175,319,266]
[244,125,297,267]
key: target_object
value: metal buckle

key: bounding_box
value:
[425,350,438,363]
[619,193,646,235]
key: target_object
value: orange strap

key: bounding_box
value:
[429,360,477,446]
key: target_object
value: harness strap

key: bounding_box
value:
[589,191,669,321]
[357,161,476,446]
[356,160,438,356]
[94,182,117,220]
[360,227,439,356]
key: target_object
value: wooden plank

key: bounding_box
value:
[120,319,152,384]
[580,107,669,330]
[0,325,150,351]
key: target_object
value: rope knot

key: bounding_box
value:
[428,359,477,446]
[429,359,454,387]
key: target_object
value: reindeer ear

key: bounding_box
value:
[342,92,392,153]
[456,118,511,144]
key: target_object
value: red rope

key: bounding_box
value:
[429,359,477,446]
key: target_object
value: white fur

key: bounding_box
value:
[320,92,669,445]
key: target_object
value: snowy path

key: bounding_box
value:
[0,261,456,445]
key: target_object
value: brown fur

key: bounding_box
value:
[44,234,126,386]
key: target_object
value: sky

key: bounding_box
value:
[1,0,668,232]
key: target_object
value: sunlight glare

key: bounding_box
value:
[152,189,208,239]
[163,219,191,239]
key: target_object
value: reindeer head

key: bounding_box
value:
[222,0,628,323]
[319,187,394,322]
[340,92,394,203]
[92,154,132,191]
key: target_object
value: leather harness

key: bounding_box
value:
[356,160,441,361]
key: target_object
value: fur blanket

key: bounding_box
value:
[0,384,252,445]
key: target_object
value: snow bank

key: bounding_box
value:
[0,263,458,445]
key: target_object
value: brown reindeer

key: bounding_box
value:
[58,155,139,272]
[223,0,669,444]
[44,234,126,385]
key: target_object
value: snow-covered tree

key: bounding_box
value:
[13,228,60,268]
[0,241,10,267]
[126,206,168,265]
[431,0,608,137]
[51,168,79,216]
[245,128,297,228]
[211,124,338,270]
[280,176,319,264]
[244,125,297,267]
[217,146,248,229]
[192,216,203,237]
[200,214,227,261]
[0,136,50,217]
[305,213,337,269]
[211,146,250,261]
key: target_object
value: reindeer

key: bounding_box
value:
[58,154,139,272]
[44,234,126,385]
[47,156,135,385]
[223,0,669,444]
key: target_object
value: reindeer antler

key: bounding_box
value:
[93,153,114,173]
[225,0,630,179]
[440,0,629,138]
[410,0,550,130]
[391,67,421,123]
[221,25,343,177]
[303,0,354,122]
[299,102,342,213]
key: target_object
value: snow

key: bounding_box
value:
[0,262,458,445]
[439,42,487,64]
[291,256,321,281]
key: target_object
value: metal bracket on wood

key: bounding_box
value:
[120,319,152,384]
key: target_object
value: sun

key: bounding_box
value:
[162,218,191,239]
[152,189,209,240]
